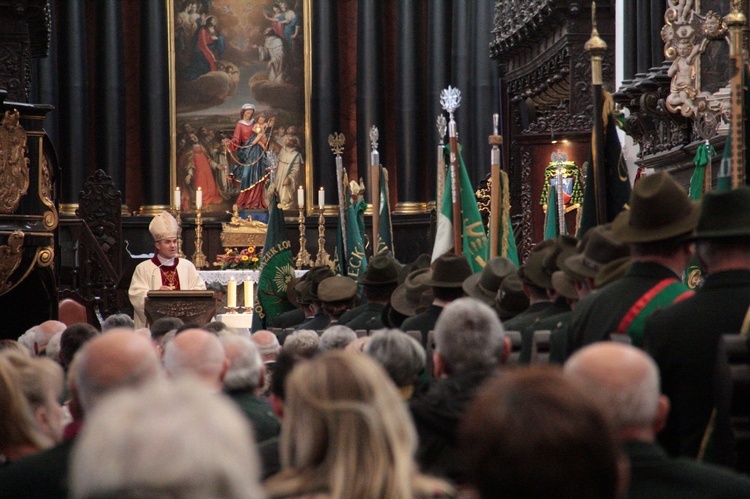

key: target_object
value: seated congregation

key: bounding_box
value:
[3,173,750,498]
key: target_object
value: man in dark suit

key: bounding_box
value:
[0,330,163,497]
[345,254,400,331]
[564,172,698,355]
[292,266,335,331]
[643,187,750,467]
[565,342,750,498]
[401,253,472,344]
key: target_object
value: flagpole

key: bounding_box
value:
[436,115,447,211]
[441,86,462,255]
[329,132,347,256]
[489,113,502,258]
[726,3,746,188]
[585,2,607,225]
[369,126,381,254]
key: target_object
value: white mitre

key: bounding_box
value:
[149,211,178,241]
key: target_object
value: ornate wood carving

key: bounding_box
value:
[0,1,51,102]
[0,109,29,213]
[520,147,533,261]
[0,231,24,294]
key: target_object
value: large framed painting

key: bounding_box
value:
[168,0,312,217]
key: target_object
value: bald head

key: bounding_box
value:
[164,329,227,389]
[75,330,162,413]
[34,320,66,355]
[251,330,280,362]
[564,342,665,437]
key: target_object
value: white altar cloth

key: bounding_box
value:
[198,269,307,285]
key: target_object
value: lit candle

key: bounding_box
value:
[227,277,237,308]
[196,187,203,209]
[297,186,304,208]
[151,271,160,290]
[318,187,325,209]
[244,279,252,311]
[174,186,180,209]
[249,280,254,310]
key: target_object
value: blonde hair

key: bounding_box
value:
[0,355,45,455]
[267,351,451,498]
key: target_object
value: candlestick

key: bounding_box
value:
[196,187,203,209]
[315,207,332,268]
[296,206,312,269]
[243,279,253,312]
[227,277,237,311]
[318,187,325,210]
[297,186,305,209]
[191,205,208,268]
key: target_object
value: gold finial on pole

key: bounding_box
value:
[726,0,747,188]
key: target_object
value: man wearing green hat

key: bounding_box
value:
[642,187,750,467]
[565,172,698,354]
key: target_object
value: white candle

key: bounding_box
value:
[249,280,254,310]
[318,187,325,209]
[174,186,180,209]
[227,277,237,308]
[244,279,252,310]
[297,186,304,208]
[151,271,160,290]
[196,187,203,209]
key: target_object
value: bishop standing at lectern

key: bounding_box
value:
[129,211,206,327]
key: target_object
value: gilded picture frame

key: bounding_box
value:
[167,0,313,217]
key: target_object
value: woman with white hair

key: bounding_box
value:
[265,351,453,498]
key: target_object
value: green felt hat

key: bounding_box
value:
[692,187,750,239]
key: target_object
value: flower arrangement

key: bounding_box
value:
[213,246,261,270]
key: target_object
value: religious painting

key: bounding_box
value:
[168,0,311,218]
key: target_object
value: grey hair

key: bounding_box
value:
[164,331,226,382]
[319,326,357,351]
[251,330,281,357]
[101,313,135,332]
[45,332,63,361]
[283,329,320,357]
[365,329,425,387]
[220,335,263,392]
[70,379,265,499]
[433,297,505,374]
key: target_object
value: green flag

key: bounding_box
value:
[432,144,489,273]
[376,166,394,255]
[252,193,296,331]
[684,142,716,289]
[577,105,632,238]
[544,188,563,239]
[344,179,368,280]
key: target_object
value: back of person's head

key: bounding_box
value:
[319,326,357,351]
[365,329,425,390]
[33,320,66,355]
[45,332,63,362]
[101,313,135,332]
[460,367,621,499]
[283,329,320,357]
[433,297,506,375]
[150,316,184,340]
[0,354,45,454]
[164,329,227,389]
[220,335,263,392]
[0,351,65,447]
[268,350,305,403]
[564,342,663,432]
[60,323,99,368]
[251,330,281,361]
[203,321,235,336]
[271,350,450,498]
[70,379,264,499]
[0,339,30,356]
[75,330,163,413]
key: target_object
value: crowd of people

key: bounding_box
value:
[3,172,750,497]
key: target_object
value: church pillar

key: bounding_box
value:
[426,0,451,202]
[95,0,126,203]
[311,1,340,197]
[139,0,170,215]
[57,0,90,213]
[356,0,384,197]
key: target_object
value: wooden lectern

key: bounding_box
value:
[144,290,216,327]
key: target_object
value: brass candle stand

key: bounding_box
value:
[174,207,186,258]
[192,207,208,268]
[296,208,312,269]
[314,209,331,268]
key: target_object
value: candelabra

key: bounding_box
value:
[296,207,312,269]
[314,209,331,268]
[192,207,208,268]
[174,206,186,258]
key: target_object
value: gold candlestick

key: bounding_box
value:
[192,207,208,268]
[296,207,312,269]
[174,207,186,259]
[314,209,332,268]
